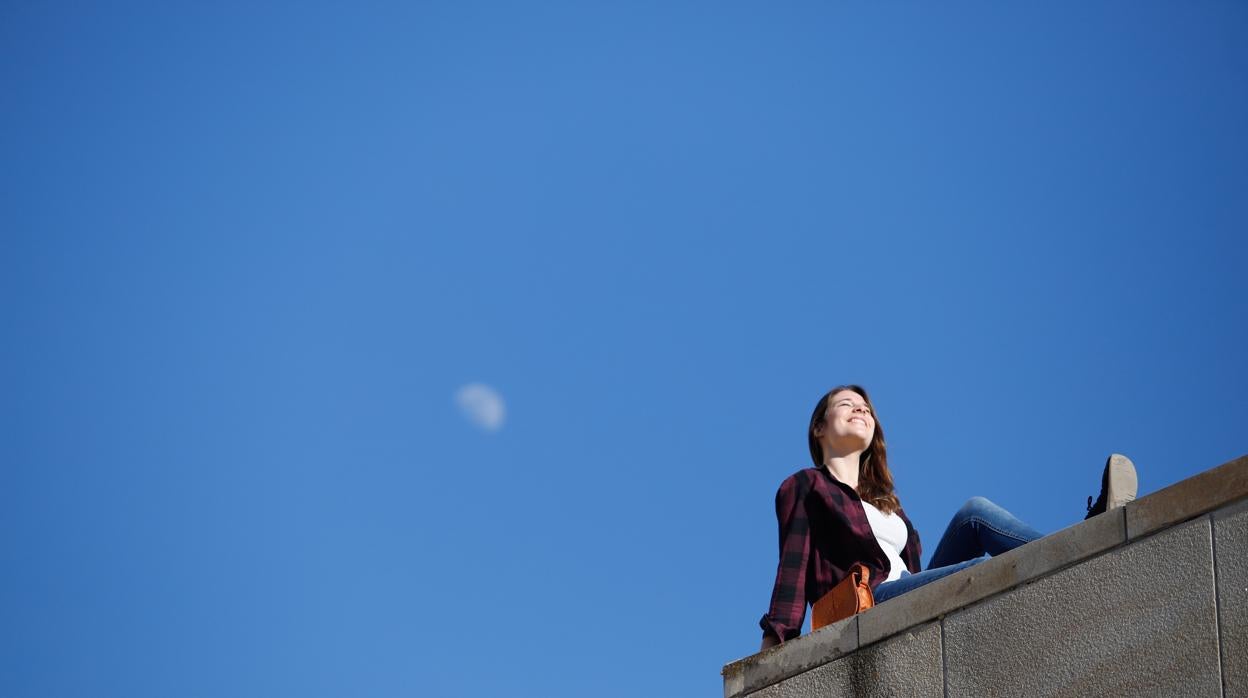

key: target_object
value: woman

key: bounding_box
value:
[759,385,1137,649]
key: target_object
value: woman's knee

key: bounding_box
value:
[959,496,998,517]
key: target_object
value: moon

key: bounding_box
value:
[454,383,506,432]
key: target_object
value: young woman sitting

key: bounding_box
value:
[759,385,1138,649]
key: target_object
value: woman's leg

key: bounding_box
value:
[875,497,1045,605]
[927,496,1044,569]
[874,557,986,603]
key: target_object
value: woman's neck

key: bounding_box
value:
[822,452,861,491]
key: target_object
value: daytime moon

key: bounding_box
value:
[454,383,506,432]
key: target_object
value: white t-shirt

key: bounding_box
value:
[861,500,908,582]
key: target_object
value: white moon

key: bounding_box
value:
[454,383,506,432]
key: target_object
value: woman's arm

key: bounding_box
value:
[759,472,813,647]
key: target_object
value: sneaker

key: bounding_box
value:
[1085,453,1138,519]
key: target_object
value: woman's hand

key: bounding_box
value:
[760,634,780,651]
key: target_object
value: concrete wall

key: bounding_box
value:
[723,455,1248,698]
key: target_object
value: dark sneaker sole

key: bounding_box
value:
[1105,453,1138,510]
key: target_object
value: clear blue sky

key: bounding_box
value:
[3,2,1246,696]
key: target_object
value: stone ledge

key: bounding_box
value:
[1213,496,1248,695]
[749,622,943,698]
[1126,454,1248,540]
[725,453,1248,697]
[943,516,1221,696]
[722,616,858,698]
[858,506,1125,646]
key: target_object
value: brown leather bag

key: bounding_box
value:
[811,563,874,630]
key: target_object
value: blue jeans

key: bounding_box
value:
[874,496,1043,603]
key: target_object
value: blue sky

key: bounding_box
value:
[3,2,1246,696]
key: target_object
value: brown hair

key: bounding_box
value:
[807,385,901,515]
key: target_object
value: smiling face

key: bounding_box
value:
[813,389,876,454]
[806,384,899,512]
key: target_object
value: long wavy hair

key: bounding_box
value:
[807,385,901,515]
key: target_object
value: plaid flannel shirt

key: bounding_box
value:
[760,467,923,643]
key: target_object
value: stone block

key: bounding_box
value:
[745,623,942,698]
[943,517,1222,696]
[858,509,1125,646]
[1126,454,1248,540]
[721,616,858,698]
[1214,498,1248,696]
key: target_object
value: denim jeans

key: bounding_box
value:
[874,496,1043,603]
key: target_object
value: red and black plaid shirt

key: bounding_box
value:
[760,467,923,643]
